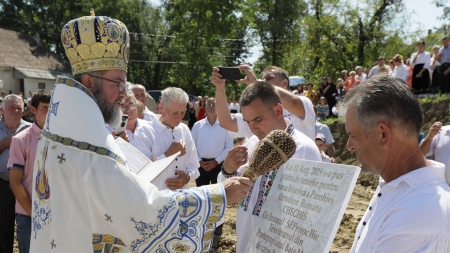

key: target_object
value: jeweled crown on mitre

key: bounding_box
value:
[61,9,130,76]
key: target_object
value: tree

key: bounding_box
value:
[245,0,307,67]
[275,0,414,82]
[161,0,249,94]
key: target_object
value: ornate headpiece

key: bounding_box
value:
[61,9,130,76]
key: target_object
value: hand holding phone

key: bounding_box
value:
[218,67,242,80]
[115,115,129,136]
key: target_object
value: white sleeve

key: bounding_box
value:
[423,53,431,69]
[183,128,200,180]
[190,122,202,161]
[85,157,226,251]
[215,131,233,164]
[410,53,416,67]
[229,113,253,138]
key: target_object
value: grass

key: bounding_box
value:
[418,93,450,104]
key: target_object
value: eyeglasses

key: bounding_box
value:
[120,104,136,111]
[90,75,127,92]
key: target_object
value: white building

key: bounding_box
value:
[0,28,71,98]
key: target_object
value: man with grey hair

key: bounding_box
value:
[0,94,31,252]
[146,87,200,190]
[437,36,450,93]
[341,74,450,252]
[355,66,367,82]
[108,91,156,159]
[130,84,158,122]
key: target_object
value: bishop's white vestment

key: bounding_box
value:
[30,77,226,253]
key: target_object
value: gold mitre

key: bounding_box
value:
[61,9,130,76]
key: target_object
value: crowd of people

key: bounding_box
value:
[292,36,450,120]
[0,11,450,253]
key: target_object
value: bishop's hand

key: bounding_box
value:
[221,177,253,204]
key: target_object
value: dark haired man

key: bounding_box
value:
[216,81,321,252]
[340,74,450,252]
[8,89,50,253]
[367,56,392,78]
[437,36,450,93]
[212,65,316,140]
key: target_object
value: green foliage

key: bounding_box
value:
[2,0,445,98]
[244,0,307,66]
[160,0,250,93]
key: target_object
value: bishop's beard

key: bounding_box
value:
[93,81,123,127]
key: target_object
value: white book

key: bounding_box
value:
[114,138,180,183]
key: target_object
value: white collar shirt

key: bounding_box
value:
[356,73,367,82]
[229,103,240,112]
[146,119,200,190]
[218,127,321,253]
[350,161,450,253]
[368,65,392,78]
[423,125,450,184]
[393,63,409,81]
[143,107,158,122]
[410,51,431,69]
[125,119,153,159]
[191,118,233,163]
[106,120,154,159]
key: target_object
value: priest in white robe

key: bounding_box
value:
[30,11,252,253]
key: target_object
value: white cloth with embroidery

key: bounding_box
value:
[218,127,321,253]
[30,76,226,253]
[350,161,450,253]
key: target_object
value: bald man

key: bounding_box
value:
[131,84,158,122]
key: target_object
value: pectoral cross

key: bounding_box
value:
[50,239,56,249]
[104,213,113,223]
[57,153,66,164]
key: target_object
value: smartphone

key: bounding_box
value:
[115,115,128,136]
[218,67,241,80]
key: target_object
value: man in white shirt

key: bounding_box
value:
[131,84,158,122]
[107,91,155,159]
[355,66,367,83]
[228,98,240,113]
[194,96,202,110]
[192,98,233,188]
[146,87,200,190]
[340,74,450,253]
[367,56,392,78]
[420,121,450,184]
[215,81,321,252]
[211,65,316,140]
[191,97,233,236]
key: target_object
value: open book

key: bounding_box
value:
[115,138,180,183]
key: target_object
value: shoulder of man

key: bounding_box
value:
[292,129,321,161]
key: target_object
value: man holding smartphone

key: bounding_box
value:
[212,65,316,140]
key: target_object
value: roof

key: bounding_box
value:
[13,67,68,80]
[0,28,71,73]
